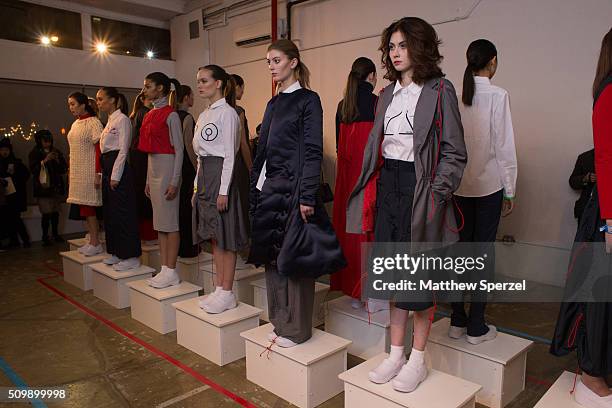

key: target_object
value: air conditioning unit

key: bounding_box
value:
[233,21,271,47]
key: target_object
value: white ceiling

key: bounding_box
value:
[61,0,190,21]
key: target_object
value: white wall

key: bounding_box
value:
[171,8,210,116]
[0,38,175,88]
[173,0,611,249]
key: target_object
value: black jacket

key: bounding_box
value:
[335,81,377,149]
[0,155,30,212]
[248,88,324,266]
[28,146,67,198]
[569,149,595,219]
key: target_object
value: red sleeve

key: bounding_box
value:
[593,85,612,219]
[95,142,101,173]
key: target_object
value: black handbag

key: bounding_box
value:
[276,104,346,278]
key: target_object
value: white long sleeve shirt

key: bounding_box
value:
[381,80,423,162]
[456,76,518,198]
[100,109,132,182]
[193,97,240,195]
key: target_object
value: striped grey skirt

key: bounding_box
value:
[192,156,249,252]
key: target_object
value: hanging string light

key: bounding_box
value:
[0,122,39,141]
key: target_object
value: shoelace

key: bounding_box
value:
[260,336,278,359]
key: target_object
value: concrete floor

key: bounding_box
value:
[0,238,578,408]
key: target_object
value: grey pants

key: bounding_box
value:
[265,264,315,344]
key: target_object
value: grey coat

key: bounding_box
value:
[346,77,467,246]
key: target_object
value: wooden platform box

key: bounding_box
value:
[200,263,264,305]
[91,263,154,309]
[533,371,583,408]
[140,243,161,271]
[176,252,213,287]
[60,250,108,291]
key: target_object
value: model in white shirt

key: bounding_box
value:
[382,80,423,161]
[193,65,243,315]
[95,87,141,271]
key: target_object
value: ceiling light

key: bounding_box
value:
[95,42,108,53]
[146,50,154,59]
[40,36,50,45]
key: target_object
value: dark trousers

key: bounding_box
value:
[102,151,141,259]
[41,212,60,240]
[451,190,503,336]
[6,209,30,246]
[265,264,315,344]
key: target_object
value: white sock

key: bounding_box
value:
[219,289,233,297]
[166,267,175,274]
[389,345,405,362]
[214,286,222,294]
[408,348,425,366]
[160,265,168,274]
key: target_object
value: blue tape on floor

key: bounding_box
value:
[435,310,553,345]
[0,357,47,408]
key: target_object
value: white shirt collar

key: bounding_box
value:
[473,76,491,85]
[209,97,227,109]
[109,109,122,121]
[281,81,302,94]
[393,80,423,96]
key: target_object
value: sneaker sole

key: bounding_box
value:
[203,303,237,314]
[149,280,180,289]
[391,371,427,393]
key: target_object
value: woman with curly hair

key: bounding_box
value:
[346,17,466,393]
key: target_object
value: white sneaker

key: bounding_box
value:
[148,268,180,288]
[467,325,498,345]
[203,291,237,314]
[368,356,406,384]
[267,331,278,342]
[575,379,612,408]
[199,291,219,309]
[113,257,140,271]
[392,361,428,393]
[81,244,103,257]
[103,255,120,265]
[274,336,298,348]
[78,244,91,254]
[448,325,467,339]
[351,298,363,309]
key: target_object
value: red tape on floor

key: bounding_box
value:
[39,264,258,408]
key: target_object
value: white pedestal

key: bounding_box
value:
[325,296,413,359]
[200,262,264,305]
[533,371,583,408]
[67,232,106,250]
[251,278,330,326]
[240,323,352,408]
[126,280,201,334]
[141,243,161,271]
[91,263,155,309]
[176,252,213,286]
[60,250,108,291]
[173,297,261,366]
[339,353,481,408]
[427,318,533,408]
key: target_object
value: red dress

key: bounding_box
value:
[331,82,377,298]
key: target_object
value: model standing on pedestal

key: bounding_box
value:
[29,130,67,246]
[249,39,345,348]
[66,92,104,256]
[96,87,142,271]
[450,39,517,344]
[331,57,378,307]
[551,28,612,408]
[346,17,466,392]
[231,74,253,232]
[176,85,199,259]
[129,92,157,244]
[193,65,248,314]
[138,72,184,288]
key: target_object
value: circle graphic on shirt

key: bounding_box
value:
[200,123,219,142]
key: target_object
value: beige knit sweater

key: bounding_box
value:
[66,117,103,206]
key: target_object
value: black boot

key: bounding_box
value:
[41,214,51,246]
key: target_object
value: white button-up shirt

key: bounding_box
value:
[381,80,423,162]
[456,76,517,198]
[100,109,132,182]
[193,97,240,195]
[256,81,303,191]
